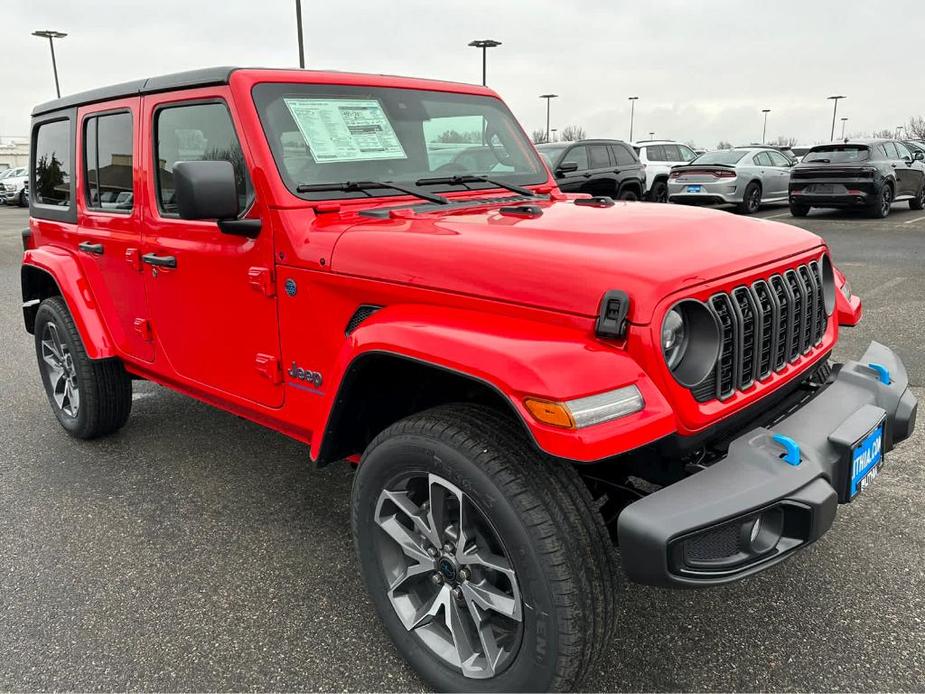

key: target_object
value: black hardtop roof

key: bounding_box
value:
[32,66,237,116]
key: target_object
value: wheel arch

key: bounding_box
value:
[21,249,115,359]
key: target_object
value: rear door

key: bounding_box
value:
[893,141,920,196]
[587,144,615,195]
[76,99,153,362]
[610,142,643,195]
[140,89,283,407]
[766,150,793,198]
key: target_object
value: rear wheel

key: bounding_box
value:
[790,203,811,217]
[34,297,132,439]
[868,183,893,218]
[737,181,762,214]
[649,180,669,203]
[352,404,620,692]
[618,187,639,201]
[910,184,925,210]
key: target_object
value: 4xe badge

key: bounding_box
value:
[288,361,323,388]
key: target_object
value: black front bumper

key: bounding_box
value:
[617,341,917,587]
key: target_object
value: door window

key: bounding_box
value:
[880,142,899,159]
[85,112,134,212]
[155,101,253,216]
[768,151,791,167]
[645,145,666,162]
[678,145,697,162]
[755,151,774,166]
[588,145,611,169]
[33,119,71,207]
[662,144,682,161]
[895,142,912,160]
[611,144,637,166]
[560,146,589,171]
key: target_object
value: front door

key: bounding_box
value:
[76,99,153,362]
[555,145,590,193]
[140,91,283,407]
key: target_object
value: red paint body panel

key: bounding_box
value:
[22,68,863,464]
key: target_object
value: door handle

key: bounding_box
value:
[612,169,622,174]
[78,241,104,255]
[141,253,177,269]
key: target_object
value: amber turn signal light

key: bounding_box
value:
[523,398,576,429]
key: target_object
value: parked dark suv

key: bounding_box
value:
[789,140,925,218]
[536,139,646,200]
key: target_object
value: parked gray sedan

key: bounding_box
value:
[667,146,794,214]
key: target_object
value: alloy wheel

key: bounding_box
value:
[881,187,892,216]
[747,185,761,212]
[373,472,523,679]
[40,321,80,417]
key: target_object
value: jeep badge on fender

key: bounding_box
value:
[20,67,917,692]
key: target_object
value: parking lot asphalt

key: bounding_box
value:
[0,202,923,692]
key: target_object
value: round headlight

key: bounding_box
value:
[662,300,722,388]
[662,308,687,369]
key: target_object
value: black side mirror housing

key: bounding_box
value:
[174,160,239,220]
[557,161,580,175]
[173,160,260,237]
[915,152,925,162]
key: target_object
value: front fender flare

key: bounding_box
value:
[316,304,676,463]
[22,247,115,360]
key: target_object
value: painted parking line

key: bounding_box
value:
[762,212,793,220]
[903,215,925,224]
[864,276,907,298]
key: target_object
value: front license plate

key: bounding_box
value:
[849,421,885,499]
[686,185,703,193]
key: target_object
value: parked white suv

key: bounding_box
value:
[1,166,29,206]
[631,140,698,202]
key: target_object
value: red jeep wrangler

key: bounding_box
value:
[21,67,917,691]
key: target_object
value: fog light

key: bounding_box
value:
[742,508,784,555]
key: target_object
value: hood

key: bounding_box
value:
[329,199,822,324]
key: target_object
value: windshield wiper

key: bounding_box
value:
[415,174,538,198]
[295,180,448,205]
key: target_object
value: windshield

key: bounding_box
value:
[253,83,547,200]
[690,150,748,165]
[803,145,870,163]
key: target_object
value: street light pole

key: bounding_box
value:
[32,30,67,98]
[294,0,305,68]
[840,117,848,140]
[539,94,558,143]
[761,109,771,144]
[628,96,638,141]
[827,95,845,141]
[468,39,502,86]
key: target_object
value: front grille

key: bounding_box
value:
[691,261,829,403]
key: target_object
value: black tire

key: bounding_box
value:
[790,203,811,217]
[618,187,639,201]
[910,184,925,210]
[737,181,762,214]
[18,190,26,207]
[352,404,620,692]
[868,183,893,218]
[34,296,132,439]
[648,179,669,203]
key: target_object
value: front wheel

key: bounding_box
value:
[648,180,669,203]
[737,182,762,214]
[351,405,620,692]
[34,297,132,439]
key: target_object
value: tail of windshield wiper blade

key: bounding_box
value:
[295,180,448,205]
[415,174,537,197]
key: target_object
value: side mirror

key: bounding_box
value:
[173,160,260,237]
[915,152,925,161]
[556,161,580,175]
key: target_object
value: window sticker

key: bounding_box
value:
[283,98,407,163]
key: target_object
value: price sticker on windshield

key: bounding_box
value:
[283,97,407,163]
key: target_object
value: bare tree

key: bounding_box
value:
[871,129,894,139]
[559,125,586,142]
[772,135,798,148]
[531,129,548,145]
[906,116,925,140]
[717,140,733,150]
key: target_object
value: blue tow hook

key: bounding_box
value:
[772,434,802,466]
[867,362,891,385]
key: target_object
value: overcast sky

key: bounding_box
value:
[3,0,924,147]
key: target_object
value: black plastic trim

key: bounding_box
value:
[595,290,630,339]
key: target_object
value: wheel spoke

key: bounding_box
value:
[444,591,482,676]
[426,474,464,545]
[52,371,67,409]
[380,489,441,547]
[464,600,504,677]
[41,339,63,368]
[376,513,432,565]
[388,559,434,595]
[461,579,521,622]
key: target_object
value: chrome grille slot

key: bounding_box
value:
[691,262,829,404]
